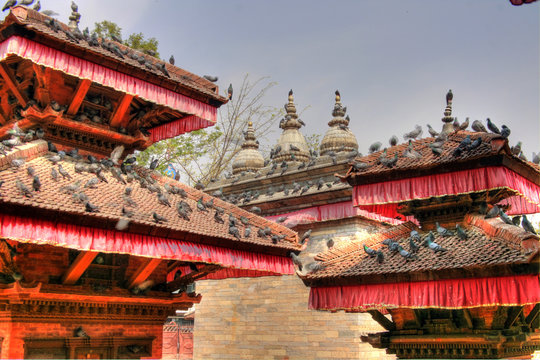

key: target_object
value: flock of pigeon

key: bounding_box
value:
[362,211,537,266]
[1,123,295,254]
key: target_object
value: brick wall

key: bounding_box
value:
[193,275,394,360]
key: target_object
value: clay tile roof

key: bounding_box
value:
[342,130,533,184]
[2,6,227,104]
[0,141,299,254]
[301,214,539,283]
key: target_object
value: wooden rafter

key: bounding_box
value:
[367,310,396,331]
[525,304,539,326]
[66,79,92,116]
[0,63,28,108]
[126,258,161,289]
[32,64,52,106]
[504,306,523,328]
[166,264,221,291]
[62,251,98,285]
[109,94,134,128]
[462,309,473,329]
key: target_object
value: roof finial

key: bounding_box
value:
[442,89,453,123]
[68,1,81,31]
[232,122,264,174]
[320,90,358,156]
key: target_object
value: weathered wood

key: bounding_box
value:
[166,264,221,291]
[66,79,92,115]
[525,303,539,326]
[504,306,523,328]
[0,63,28,107]
[462,309,473,329]
[32,64,52,106]
[61,251,98,285]
[109,94,134,128]
[126,258,161,289]
[368,310,396,331]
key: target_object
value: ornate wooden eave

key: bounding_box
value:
[0,11,227,107]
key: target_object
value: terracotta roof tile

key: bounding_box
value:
[302,214,538,281]
[343,131,506,181]
[0,141,299,252]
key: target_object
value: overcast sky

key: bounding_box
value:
[29,1,540,157]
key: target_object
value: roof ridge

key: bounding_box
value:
[465,214,539,251]
[0,139,47,170]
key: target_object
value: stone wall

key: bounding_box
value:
[193,275,394,360]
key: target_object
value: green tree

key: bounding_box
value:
[125,33,160,58]
[93,21,159,57]
[137,75,282,185]
[93,20,122,40]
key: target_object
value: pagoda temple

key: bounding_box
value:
[0,6,299,359]
[298,91,540,359]
[198,91,395,359]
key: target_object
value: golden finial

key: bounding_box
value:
[335,90,341,103]
[248,121,253,126]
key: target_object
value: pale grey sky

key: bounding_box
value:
[25,1,540,156]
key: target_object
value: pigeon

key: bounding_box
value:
[500,125,511,139]
[300,229,312,243]
[227,84,233,101]
[352,161,370,171]
[121,207,134,218]
[58,164,71,179]
[368,142,382,154]
[376,251,384,264]
[427,124,439,137]
[74,326,89,338]
[398,246,415,260]
[196,198,208,212]
[2,0,16,11]
[177,204,190,221]
[459,117,469,131]
[436,222,453,237]
[471,120,487,133]
[11,158,25,169]
[276,216,287,223]
[85,201,99,213]
[389,135,398,146]
[51,168,59,181]
[409,234,420,253]
[486,118,500,134]
[250,206,261,214]
[169,55,175,65]
[404,125,423,140]
[423,232,447,252]
[485,205,500,219]
[152,212,167,223]
[512,215,521,226]
[499,209,514,225]
[532,152,540,165]
[203,75,218,82]
[157,193,171,207]
[244,226,251,237]
[229,226,241,239]
[32,175,41,191]
[149,158,159,170]
[521,215,537,235]
[16,179,33,197]
[467,137,482,151]
[455,224,468,240]
[32,0,40,10]
[364,244,377,257]
[291,253,302,269]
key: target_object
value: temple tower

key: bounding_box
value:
[320,90,358,155]
[231,121,264,175]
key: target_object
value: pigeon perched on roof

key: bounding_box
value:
[455,224,468,240]
[368,142,382,154]
[500,125,511,139]
[486,118,500,134]
[471,120,487,133]
[227,84,233,101]
[169,55,175,65]
[203,75,218,82]
[521,215,537,235]
[364,244,377,257]
[2,0,16,12]
[403,125,423,141]
[389,135,398,146]
[423,232,447,252]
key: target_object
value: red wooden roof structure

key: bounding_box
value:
[295,92,540,358]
